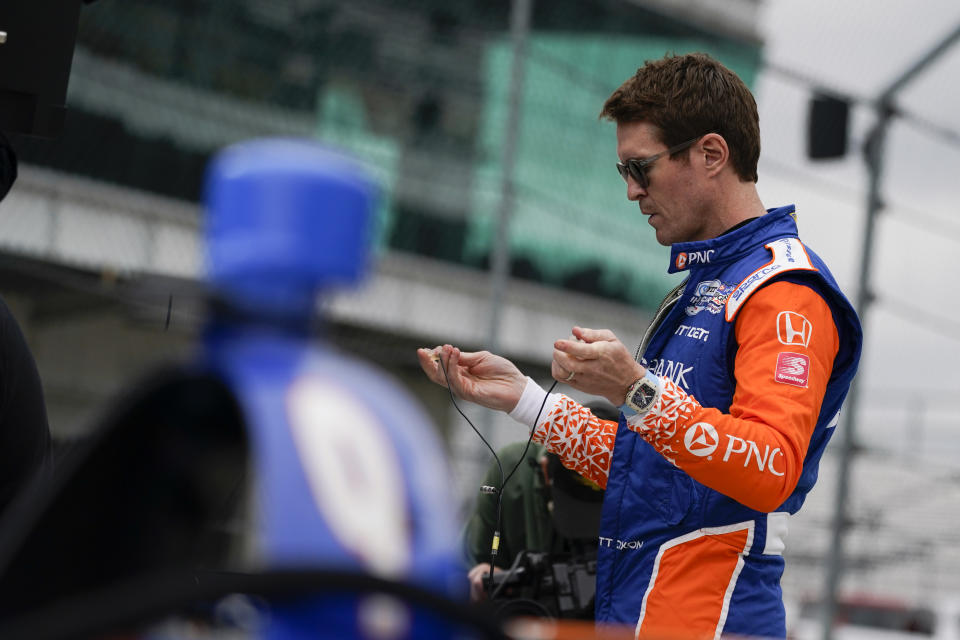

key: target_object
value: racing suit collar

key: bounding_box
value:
[667,205,798,274]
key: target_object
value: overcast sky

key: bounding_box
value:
[753,0,960,462]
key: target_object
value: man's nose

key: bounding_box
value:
[626,177,647,201]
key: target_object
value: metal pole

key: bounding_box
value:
[819,20,960,640]
[819,109,888,640]
[477,0,532,446]
[879,23,960,102]
[487,0,533,356]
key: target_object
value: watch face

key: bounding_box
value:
[631,380,657,409]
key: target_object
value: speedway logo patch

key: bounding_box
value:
[775,352,810,388]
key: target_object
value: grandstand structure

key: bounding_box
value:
[2,0,762,490]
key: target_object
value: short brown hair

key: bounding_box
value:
[600,53,760,183]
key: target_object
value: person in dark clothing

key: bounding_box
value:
[463,401,616,603]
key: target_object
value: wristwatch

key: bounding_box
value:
[620,371,661,416]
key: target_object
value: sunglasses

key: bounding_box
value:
[616,136,702,189]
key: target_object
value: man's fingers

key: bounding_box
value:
[417,345,462,390]
[468,563,495,602]
[454,349,486,366]
[441,346,470,394]
[551,360,572,383]
[416,346,442,365]
[423,345,475,402]
[553,338,596,360]
[573,326,619,343]
[428,345,469,397]
[468,562,491,581]
[416,347,447,386]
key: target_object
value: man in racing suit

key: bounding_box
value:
[418,53,861,638]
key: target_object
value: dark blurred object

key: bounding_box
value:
[486,551,597,621]
[0,130,52,528]
[475,401,616,621]
[807,93,850,160]
[547,453,604,540]
[0,295,50,516]
[10,109,211,202]
[547,400,613,541]
[0,367,248,618]
[0,0,91,137]
[0,131,16,200]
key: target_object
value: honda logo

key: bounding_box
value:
[777,311,812,347]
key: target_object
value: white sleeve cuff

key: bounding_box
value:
[508,377,555,428]
[624,411,646,429]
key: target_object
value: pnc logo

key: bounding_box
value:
[675,250,715,270]
[723,436,785,477]
[777,311,812,347]
[684,422,719,457]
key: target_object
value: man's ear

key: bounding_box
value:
[699,133,729,177]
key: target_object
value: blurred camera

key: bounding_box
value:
[485,550,597,621]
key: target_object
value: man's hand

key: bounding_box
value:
[466,562,502,602]
[551,326,646,406]
[416,345,527,413]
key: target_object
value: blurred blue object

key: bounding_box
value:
[202,138,467,639]
[204,138,374,313]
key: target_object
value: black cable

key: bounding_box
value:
[436,354,558,599]
[437,356,504,484]
[488,549,526,601]
[0,568,511,640]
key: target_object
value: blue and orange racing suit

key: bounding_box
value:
[509,206,862,639]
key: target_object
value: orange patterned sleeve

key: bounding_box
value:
[508,378,618,489]
[531,397,618,489]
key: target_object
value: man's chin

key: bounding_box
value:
[644,215,673,246]
[652,227,672,247]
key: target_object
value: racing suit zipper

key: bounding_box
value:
[635,278,688,362]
